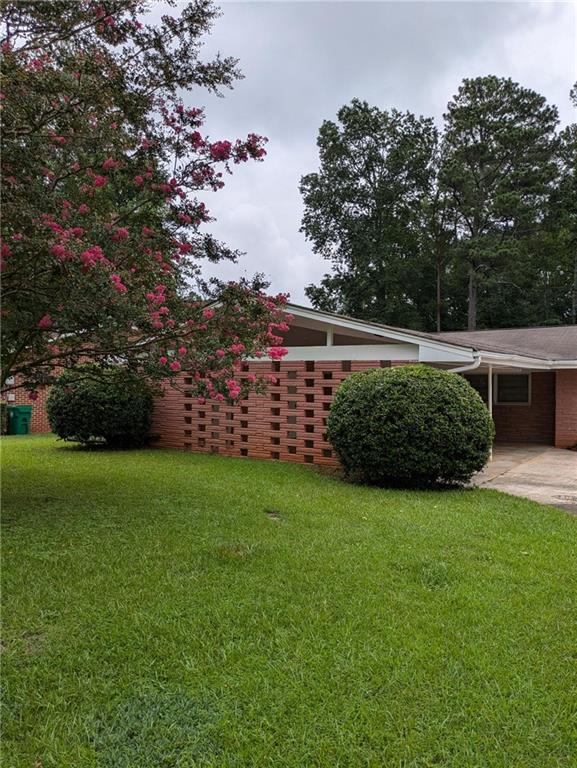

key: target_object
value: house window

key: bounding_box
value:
[495,374,531,405]
[464,374,488,403]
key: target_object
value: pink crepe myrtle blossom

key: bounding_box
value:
[202,308,215,320]
[267,346,288,361]
[169,360,181,372]
[38,314,53,329]
[177,346,187,356]
[78,204,90,215]
[229,342,245,355]
[110,274,127,292]
[112,227,129,241]
[159,356,168,365]
[133,175,144,186]
[225,379,241,399]
[266,374,278,385]
[92,175,108,188]
[215,349,225,358]
[210,141,232,161]
[80,245,107,267]
[197,396,206,405]
[270,322,290,333]
[102,157,119,171]
[50,244,68,259]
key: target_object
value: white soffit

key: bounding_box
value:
[286,305,476,363]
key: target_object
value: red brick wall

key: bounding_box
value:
[152,359,412,467]
[4,381,51,433]
[555,370,577,449]
[492,371,555,445]
[10,363,572,451]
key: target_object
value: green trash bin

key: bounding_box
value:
[7,405,32,435]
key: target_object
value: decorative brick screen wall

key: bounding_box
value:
[555,370,577,449]
[152,359,412,466]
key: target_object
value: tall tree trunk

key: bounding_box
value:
[467,263,477,331]
[572,251,577,324]
[436,257,442,332]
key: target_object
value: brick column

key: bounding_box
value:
[555,370,577,449]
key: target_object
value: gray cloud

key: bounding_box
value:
[154,1,576,302]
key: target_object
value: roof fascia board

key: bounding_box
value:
[479,353,577,370]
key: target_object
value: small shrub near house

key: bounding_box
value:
[47,368,154,449]
[327,365,494,487]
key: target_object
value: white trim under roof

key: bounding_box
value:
[281,344,419,362]
[286,304,476,364]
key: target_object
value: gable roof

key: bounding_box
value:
[286,303,577,367]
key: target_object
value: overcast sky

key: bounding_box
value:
[159,1,576,304]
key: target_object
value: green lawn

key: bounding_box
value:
[2,435,576,767]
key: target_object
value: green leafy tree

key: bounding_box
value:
[303,78,569,331]
[440,76,559,330]
[551,83,577,323]
[300,99,439,329]
[1,0,289,401]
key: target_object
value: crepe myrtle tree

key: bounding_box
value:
[0,0,289,403]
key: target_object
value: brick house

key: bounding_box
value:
[10,304,577,463]
[151,304,577,465]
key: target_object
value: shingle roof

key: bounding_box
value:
[430,326,577,361]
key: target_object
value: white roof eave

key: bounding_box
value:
[286,304,477,360]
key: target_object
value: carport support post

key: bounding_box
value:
[488,365,493,459]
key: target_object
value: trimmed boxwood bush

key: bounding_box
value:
[327,364,494,487]
[47,368,154,449]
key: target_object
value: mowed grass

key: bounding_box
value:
[2,436,577,768]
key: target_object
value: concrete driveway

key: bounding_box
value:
[474,444,577,513]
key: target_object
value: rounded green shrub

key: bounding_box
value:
[47,368,154,449]
[327,364,494,487]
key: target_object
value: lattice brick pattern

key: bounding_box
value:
[151,359,411,466]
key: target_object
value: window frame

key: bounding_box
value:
[494,372,532,406]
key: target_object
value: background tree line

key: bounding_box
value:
[300,76,576,331]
